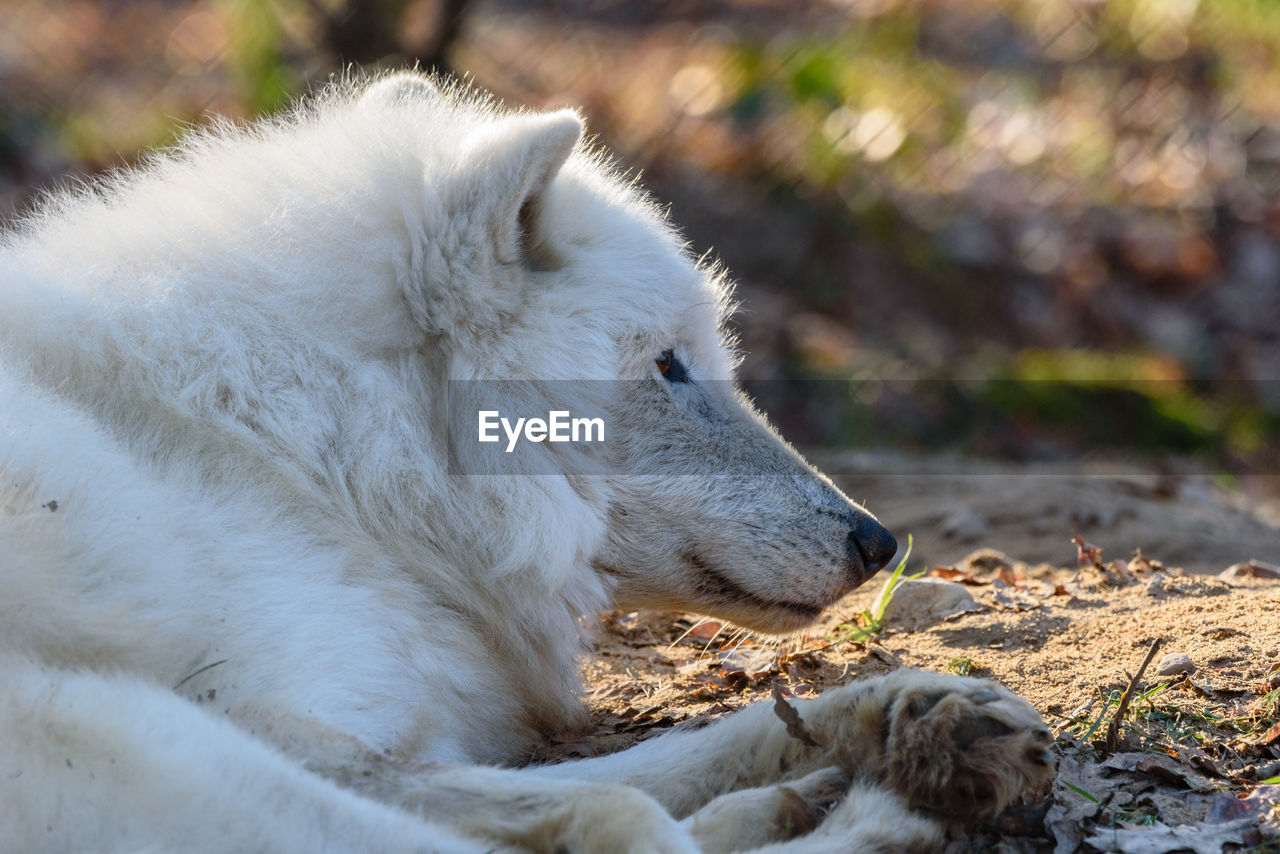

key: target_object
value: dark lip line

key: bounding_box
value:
[681,548,827,619]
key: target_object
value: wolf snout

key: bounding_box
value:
[844,514,898,585]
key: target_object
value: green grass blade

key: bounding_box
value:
[871,533,914,625]
[1062,781,1100,803]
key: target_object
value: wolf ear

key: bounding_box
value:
[360,72,442,107]
[467,110,583,268]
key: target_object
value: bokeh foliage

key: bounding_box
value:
[1,0,1276,480]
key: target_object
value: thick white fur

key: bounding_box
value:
[0,73,1051,852]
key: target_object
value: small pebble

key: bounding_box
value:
[1156,652,1196,677]
[871,578,984,631]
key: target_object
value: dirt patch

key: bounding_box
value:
[563,538,1280,852]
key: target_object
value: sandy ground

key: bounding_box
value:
[561,469,1280,852]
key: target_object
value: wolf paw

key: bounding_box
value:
[750,783,944,854]
[682,766,849,854]
[867,669,1056,820]
[556,782,700,854]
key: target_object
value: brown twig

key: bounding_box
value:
[1104,639,1162,753]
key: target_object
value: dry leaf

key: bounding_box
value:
[1220,560,1280,581]
[772,686,820,748]
[930,566,986,584]
[1101,752,1218,792]
[993,565,1021,585]
[1073,535,1104,568]
[688,620,724,640]
[1083,816,1258,854]
[1047,756,1106,854]
[719,648,776,680]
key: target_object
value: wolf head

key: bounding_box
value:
[361,74,896,634]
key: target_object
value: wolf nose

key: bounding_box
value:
[845,516,897,583]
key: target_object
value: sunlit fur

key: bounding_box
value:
[0,73,1049,852]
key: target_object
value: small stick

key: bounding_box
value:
[1104,639,1162,753]
[173,658,228,691]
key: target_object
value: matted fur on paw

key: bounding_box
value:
[873,669,1056,820]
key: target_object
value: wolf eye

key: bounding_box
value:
[655,349,690,383]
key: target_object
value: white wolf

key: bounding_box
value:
[0,73,1053,853]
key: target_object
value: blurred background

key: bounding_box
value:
[2,0,1277,567]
